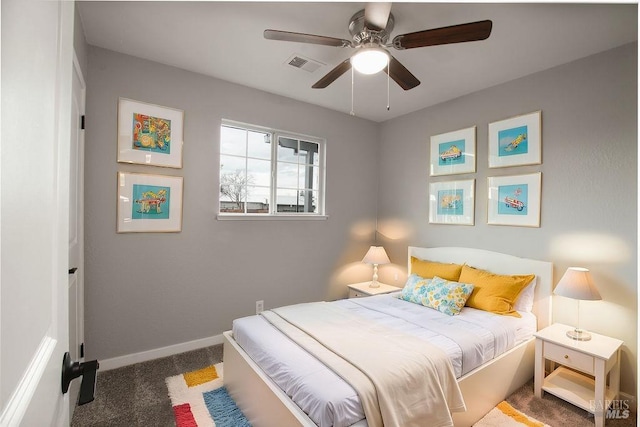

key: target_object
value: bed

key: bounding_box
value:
[223,246,553,426]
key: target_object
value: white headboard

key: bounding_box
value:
[408,246,554,330]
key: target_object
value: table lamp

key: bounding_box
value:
[554,267,602,341]
[362,246,390,288]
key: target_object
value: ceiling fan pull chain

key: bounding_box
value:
[350,67,355,116]
[387,66,390,111]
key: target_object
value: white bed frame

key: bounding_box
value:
[223,246,553,427]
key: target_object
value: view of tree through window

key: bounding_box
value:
[219,122,324,216]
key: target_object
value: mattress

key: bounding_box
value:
[232,293,537,427]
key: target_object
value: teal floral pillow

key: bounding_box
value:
[398,274,432,304]
[420,276,474,316]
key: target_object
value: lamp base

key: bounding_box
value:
[368,281,380,288]
[566,329,592,341]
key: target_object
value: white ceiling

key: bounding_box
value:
[77,1,637,122]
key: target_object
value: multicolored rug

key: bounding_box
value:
[166,363,251,427]
[473,401,551,427]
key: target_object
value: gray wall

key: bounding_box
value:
[376,43,637,394]
[84,42,637,395]
[84,47,379,361]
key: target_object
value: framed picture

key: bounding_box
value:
[487,173,541,227]
[488,111,541,168]
[117,98,184,168]
[117,172,183,233]
[430,126,476,176]
[429,179,475,225]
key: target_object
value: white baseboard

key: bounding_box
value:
[98,334,224,371]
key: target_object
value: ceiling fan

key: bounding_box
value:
[264,3,492,91]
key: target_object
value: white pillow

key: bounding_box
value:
[514,277,537,312]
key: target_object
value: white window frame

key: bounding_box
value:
[218,119,327,220]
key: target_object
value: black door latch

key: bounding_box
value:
[61,352,99,405]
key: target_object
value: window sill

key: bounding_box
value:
[217,214,329,221]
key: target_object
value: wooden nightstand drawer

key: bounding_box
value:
[347,282,401,298]
[349,289,366,298]
[544,342,594,375]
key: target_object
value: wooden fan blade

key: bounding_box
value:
[385,55,420,90]
[264,29,352,48]
[312,59,352,89]
[364,2,392,31]
[392,20,492,50]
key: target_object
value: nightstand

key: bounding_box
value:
[347,281,401,298]
[534,323,624,427]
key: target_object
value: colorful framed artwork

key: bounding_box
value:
[117,172,183,233]
[487,173,541,227]
[429,179,475,225]
[430,126,476,176]
[117,98,184,168]
[488,111,541,168]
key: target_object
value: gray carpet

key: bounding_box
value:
[71,345,222,427]
[506,379,637,427]
[71,344,636,426]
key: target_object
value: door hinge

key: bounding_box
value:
[80,115,85,130]
[80,343,85,358]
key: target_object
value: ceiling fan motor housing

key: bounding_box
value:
[348,9,395,46]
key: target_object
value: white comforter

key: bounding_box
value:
[333,295,532,377]
[261,302,465,427]
[232,294,535,427]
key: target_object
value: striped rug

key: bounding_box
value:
[166,363,251,427]
[473,401,551,427]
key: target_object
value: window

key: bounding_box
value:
[219,120,325,217]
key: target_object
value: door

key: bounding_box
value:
[68,53,87,420]
[0,0,75,425]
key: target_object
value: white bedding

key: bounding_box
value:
[232,293,536,427]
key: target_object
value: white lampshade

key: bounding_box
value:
[350,47,389,75]
[362,246,390,288]
[554,267,601,341]
[554,267,602,301]
[362,246,390,265]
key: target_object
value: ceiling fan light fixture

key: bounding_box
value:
[350,47,389,75]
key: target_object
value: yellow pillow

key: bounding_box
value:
[459,265,534,317]
[410,257,464,281]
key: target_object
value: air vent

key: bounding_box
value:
[289,56,308,68]
[285,54,324,73]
